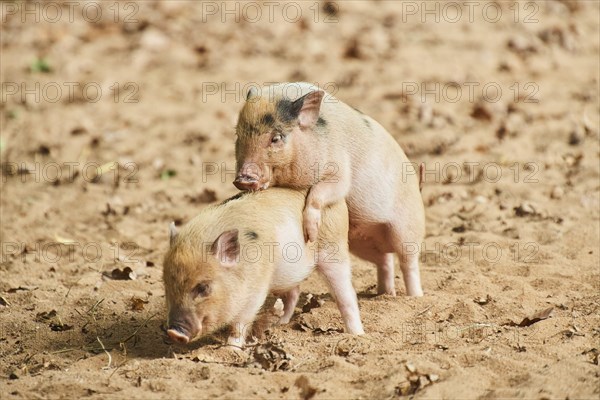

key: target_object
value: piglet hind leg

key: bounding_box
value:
[278,286,300,324]
[399,251,423,297]
[349,238,396,296]
[391,233,424,297]
[318,259,364,335]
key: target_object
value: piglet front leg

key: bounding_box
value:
[303,160,351,243]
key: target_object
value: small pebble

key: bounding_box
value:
[551,186,564,199]
[474,195,488,204]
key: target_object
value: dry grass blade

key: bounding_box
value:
[96,337,112,370]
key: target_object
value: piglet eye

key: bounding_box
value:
[271,134,282,144]
[192,281,211,299]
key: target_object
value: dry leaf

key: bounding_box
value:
[130,297,148,311]
[36,310,57,322]
[518,307,554,327]
[301,293,325,313]
[396,362,440,395]
[7,286,37,293]
[252,342,291,371]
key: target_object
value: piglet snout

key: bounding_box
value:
[167,326,190,344]
[233,174,260,191]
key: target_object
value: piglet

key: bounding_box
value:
[234,82,425,297]
[163,188,363,347]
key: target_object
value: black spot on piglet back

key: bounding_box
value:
[363,117,371,129]
[317,117,327,127]
[220,192,247,205]
[245,231,258,240]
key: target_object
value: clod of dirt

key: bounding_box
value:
[452,225,466,233]
[569,130,583,145]
[496,123,508,140]
[251,342,291,371]
[295,375,318,400]
[470,103,493,122]
[105,267,137,280]
[188,365,211,381]
[36,310,73,331]
[343,38,363,59]
[50,321,73,332]
[474,295,492,305]
[130,296,148,312]
[563,153,583,168]
[514,202,539,217]
[550,186,565,199]
[507,35,539,56]
[35,145,51,156]
[36,310,58,322]
[538,27,575,51]
[199,366,210,380]
[102,196,129,217]
[581,348,598,365]
[70,127,87,136]
[518,307,555,327]
[334,336,371,357]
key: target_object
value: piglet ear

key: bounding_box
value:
[246,86,260,101]
[211,229,240,268]
[294,90,324,128]
[169,222,178,247]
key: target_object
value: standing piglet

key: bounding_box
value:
[163,188,363,347]
[234,82,425,297]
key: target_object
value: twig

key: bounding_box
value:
[87,298,105,322]
[415,305,433,316]
[61,279,81,306]
[109,359,130,379]
[87,298,104,314]
[96,337,112,370]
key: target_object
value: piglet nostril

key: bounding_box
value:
[235,174,258,183]
[234,175,260,191]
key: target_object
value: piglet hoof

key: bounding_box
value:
[278,316,292,325]
[303,207,321,243]
[226,336,246,351]
[347,327,365,335]
[377,288,397,297]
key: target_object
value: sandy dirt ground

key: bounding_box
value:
[1,1,599,399]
